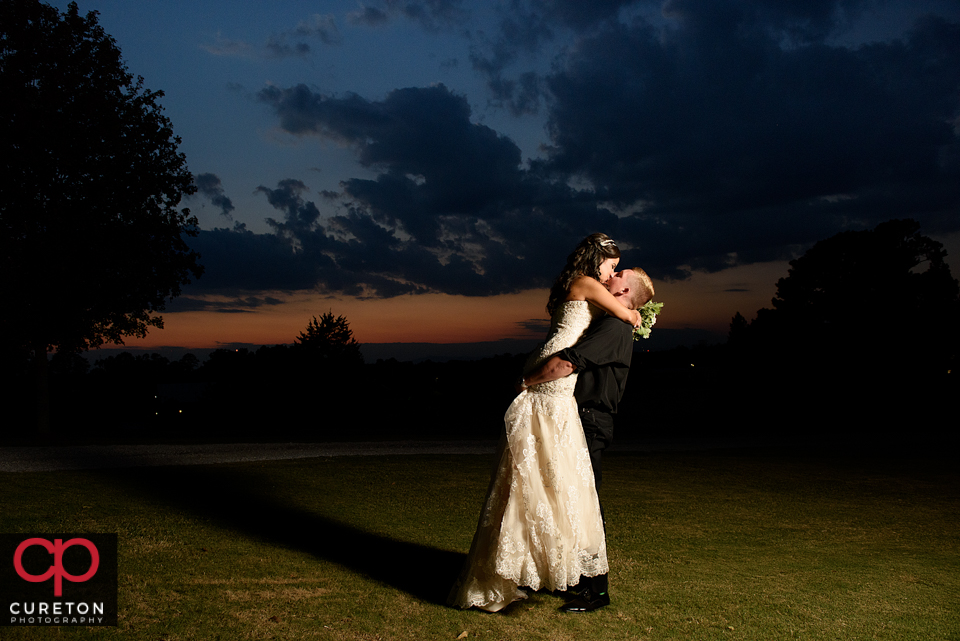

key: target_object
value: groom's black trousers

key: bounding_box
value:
[572,406,616,596]
[579,407,616,493]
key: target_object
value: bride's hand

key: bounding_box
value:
[514,376,529,394]
[630,308,641,327]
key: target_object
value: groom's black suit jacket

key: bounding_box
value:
[556,315,634,489]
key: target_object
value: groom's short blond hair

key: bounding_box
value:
[625,268,654,310]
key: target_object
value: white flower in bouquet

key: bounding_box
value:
[633,301,663,341]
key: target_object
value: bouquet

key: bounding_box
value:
[633,301,663,341]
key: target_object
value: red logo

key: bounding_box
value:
[13,538,100,596]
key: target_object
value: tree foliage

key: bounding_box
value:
[734,219,959,373]
[0,0,202,358]
[295,312,364,367]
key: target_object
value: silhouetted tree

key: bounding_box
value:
[734,219,959,375]
[1,2,202,435]
[727,311,749,346]
[170,353,201,378]
[295,312,364,367]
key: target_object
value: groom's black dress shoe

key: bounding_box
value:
[559,589,610,612]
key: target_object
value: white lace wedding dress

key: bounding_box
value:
[448,300,609,612]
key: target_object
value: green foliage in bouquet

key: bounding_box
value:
[633,300,663,340]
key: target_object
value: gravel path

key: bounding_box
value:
[0,441,499,473]
[0,437,790,473]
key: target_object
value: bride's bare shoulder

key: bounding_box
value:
[565,275,602,301]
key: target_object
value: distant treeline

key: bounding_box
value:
[7,346,527,443]
[6,337,954,444]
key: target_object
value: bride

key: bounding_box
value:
[448,233,640,612]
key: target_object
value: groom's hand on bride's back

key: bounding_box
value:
[517,357,577,393]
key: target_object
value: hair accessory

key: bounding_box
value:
[600,239,617,247]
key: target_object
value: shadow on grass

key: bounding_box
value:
[95,462,466,605]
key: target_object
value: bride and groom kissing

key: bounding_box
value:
[449,233,656,613]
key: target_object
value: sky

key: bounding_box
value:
[50,0,960,354]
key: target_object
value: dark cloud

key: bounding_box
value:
[203,14,341,59]
[264,36,311,58]
[661,0,874,43]
[255,179,322,235]
[536,0,637,30]
[347,0,467,32]
[193,80,624,298]
[292,14,342,45]
[467,2,554,115]
[167,295,286,314]
[466,0,638,115]
[568,7,955,199]
[538,5,960,269]
[193,1,959,301]
[265,14,342,57]
[348,6,391,27]
[194,173,235,219]
[200,36,255,58]
[516,318,552,334]
[186,223,320,293]
[257,83,543,247]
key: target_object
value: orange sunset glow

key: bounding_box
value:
[118,259,795,352]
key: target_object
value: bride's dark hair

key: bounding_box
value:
[546,232,621,317]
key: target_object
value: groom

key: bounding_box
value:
[519,267,655,612]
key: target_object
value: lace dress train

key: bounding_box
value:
[448,301,608,612]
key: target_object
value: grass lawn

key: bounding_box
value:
[1,447,958,640]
